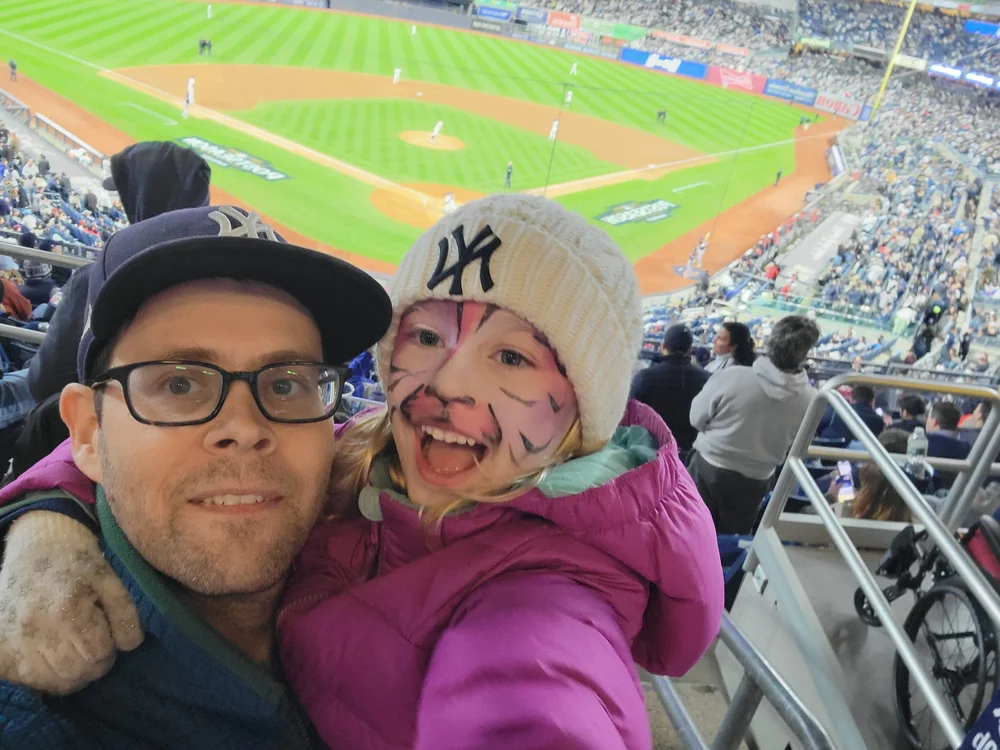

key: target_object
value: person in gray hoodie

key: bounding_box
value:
[688,315,820,534]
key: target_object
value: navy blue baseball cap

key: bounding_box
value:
[78,205,392,379]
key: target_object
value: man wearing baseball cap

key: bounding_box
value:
[0,205,391,748]
[630,323,709,459]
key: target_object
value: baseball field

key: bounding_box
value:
[0,0,845,291]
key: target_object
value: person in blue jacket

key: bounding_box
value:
[0,205,391,748]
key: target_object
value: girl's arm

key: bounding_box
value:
[416,572,650,750]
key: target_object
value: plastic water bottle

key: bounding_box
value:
[907,427,929,481]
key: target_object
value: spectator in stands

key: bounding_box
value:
[850,429,913,523]
[891,394,926,433]
[0,205,392,742]
[817,385,884,444]
[926,401,972,468]
[960,401,992,445]
[705,321,755,373]
[630,323,709,457]
[20,160,38,181]
[36,155,49,177]
[27,141,212,404]
[0,279,32,322]
[17,261,56,309]
[688,315,820,534]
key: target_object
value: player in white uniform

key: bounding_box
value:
[548,119,559,141]
[443,192,456,214]
[183,76,195,119]
[411,25,417,35]
[429,120,443,143]
[570,62,578,76]
[393,68,402,85]
[207,3,212,19]
[564,89,573,106]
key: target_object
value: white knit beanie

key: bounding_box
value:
[377,194,642,447]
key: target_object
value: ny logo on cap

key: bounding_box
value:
[208,206,278,241]
[427,224,502,295]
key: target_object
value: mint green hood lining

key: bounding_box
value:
[535,425,659,499]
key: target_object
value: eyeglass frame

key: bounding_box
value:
[86,359,352,427]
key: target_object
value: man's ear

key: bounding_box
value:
[59,383,102,483]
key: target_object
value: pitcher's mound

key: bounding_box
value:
[399,131,465,150]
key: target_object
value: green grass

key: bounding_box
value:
[239,99,621,192]
[0,0,812,264]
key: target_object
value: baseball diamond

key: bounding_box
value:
[0,0,845,293]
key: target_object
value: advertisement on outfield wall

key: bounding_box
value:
[581,17,616,35]
[563,41,621,60]
[799,36,832,49]
[477,6,512,20]
[516,6,548,23]
[263,0,327,7]
[651,31,712,49]
[715,43,749,56]
[472,18,508,34]
[706,65,766,94]
[546,10,581,30]
[814,90,864,119]
[612,23,647,41]
[762,79,818,105]
[894,54,927,71]
[620,49,707,79]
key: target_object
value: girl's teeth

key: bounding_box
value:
[201,495,266,506]
[421,425,479,447]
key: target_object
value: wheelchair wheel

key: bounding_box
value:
[855,587,882,627]
[893,582,994,750]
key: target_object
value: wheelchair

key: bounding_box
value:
[854,517,1000,750]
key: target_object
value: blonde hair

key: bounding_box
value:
[326,408,598,522]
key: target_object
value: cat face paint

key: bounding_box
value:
[386,300,579,509]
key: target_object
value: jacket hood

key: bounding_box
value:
[753,356,812,402]
[105,142,211,224]
[507,400,723,675]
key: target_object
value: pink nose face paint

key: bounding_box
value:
[386,300,579,507]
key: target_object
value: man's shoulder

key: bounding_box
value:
[0,681,91,748]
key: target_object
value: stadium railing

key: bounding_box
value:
[0,229,98,261]
[0,89,30,126]
[27,114,104,177]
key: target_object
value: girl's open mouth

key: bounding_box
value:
[418,424,487,476]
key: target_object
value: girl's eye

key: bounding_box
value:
[418,330,440,346]
[499,349,526,367]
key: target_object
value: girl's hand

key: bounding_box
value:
[0,511,144,694]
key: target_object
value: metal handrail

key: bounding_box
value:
[651,613,836,750]
[746,372,1000,749]
[0,323,45,345]
[0,240,90,269]
[807,445,1000,477]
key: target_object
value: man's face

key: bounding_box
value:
[65,281,335,597]
[386,301,578,509]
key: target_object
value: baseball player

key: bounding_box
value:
[504,161,513,188]
[207,3,212,19]
[443,192,456,214]
[393,68,402,85]
[183,76,195,120]
[548,119,559,142]
[564,89,573,106]
[411,25,417,35]
[429,120,443,143]
[570,62,578,76]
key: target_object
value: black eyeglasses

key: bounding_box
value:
[87,360,350,426]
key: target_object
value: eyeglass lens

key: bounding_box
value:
[126,363,339,423]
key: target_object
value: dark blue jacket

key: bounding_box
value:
[817,403,884,444]
[0,490,315,749]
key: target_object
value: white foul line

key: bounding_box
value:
[120,102,178,126]
[673,181,711,192]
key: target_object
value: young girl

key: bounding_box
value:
[0,195,722,748]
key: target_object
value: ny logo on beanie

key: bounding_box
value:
[427,224,502,295]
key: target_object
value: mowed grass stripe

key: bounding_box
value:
[272,11,324,67]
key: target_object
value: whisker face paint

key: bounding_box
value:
[387,300,579,509]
